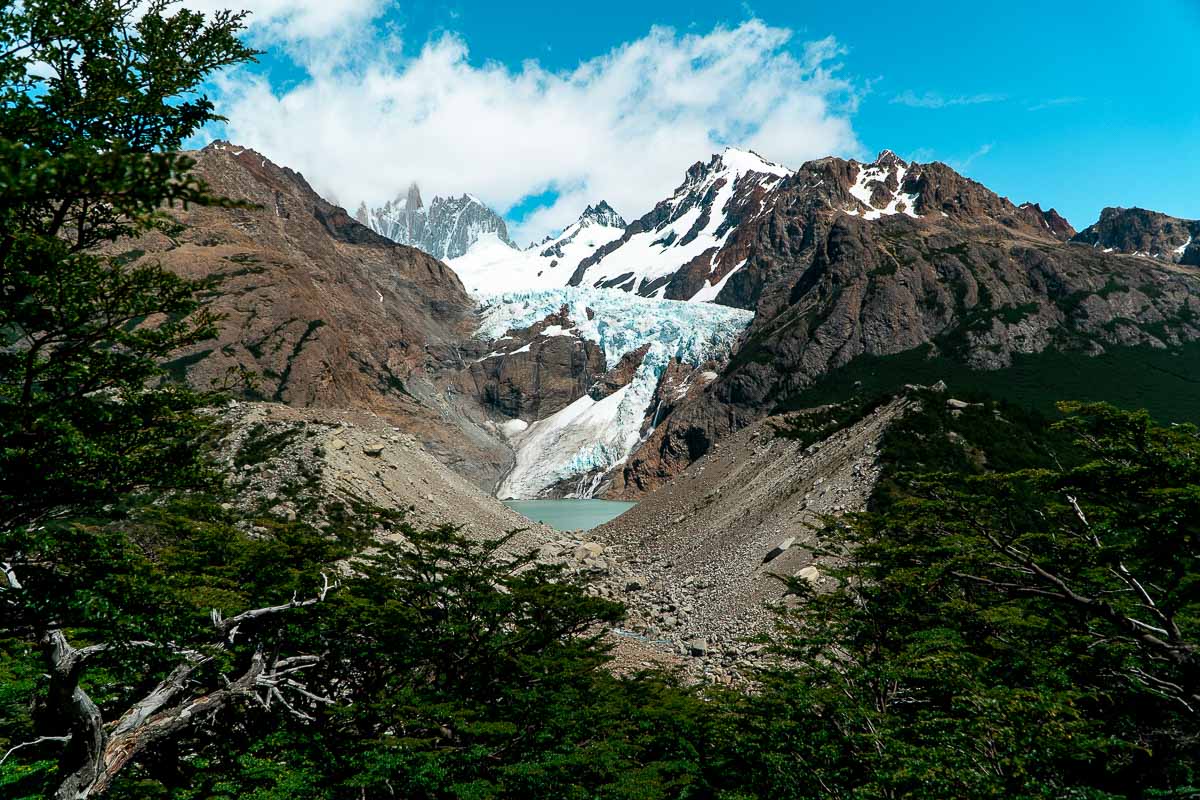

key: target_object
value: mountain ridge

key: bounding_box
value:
[605,150,1200,495]
[355,184,515,260]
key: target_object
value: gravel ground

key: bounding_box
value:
[588,396,916,680]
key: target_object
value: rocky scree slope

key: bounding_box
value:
[584,394,916,679]
[131,141,513,489]
[219,401,556,550]
[612,151,1200,495]
[355,182,515,260]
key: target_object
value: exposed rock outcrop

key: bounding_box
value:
[467,308,606,420]
[613,151,1200,495]
[1072,206,1200,265]
[129,141,512,490]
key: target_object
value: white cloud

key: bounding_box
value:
[890,90,1006,109]
[210,18,861,244]
[952,143,994,172]
[1027,96,1084,112]
[180,0,385,46]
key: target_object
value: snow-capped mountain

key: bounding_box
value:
[355,183,514,260]
[448,201,627,297]
[474,288,753,499]
[567,147,793,303]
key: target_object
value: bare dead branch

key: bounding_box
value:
[0,735,72,766]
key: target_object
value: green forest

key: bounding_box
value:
[2,2,1197,798]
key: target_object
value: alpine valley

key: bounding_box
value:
[10,7,1200,797]
[127,135,1200,654]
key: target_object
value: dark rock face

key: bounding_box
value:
[144,141,477,406]
[608,360,730,498]
[589,344,651,400]
[611,152,1200,496]
[1073,207,1200,265]
[467,308,606,421]
[576,200,626,230]
[355,185,515,259]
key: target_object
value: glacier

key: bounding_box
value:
[480,288,753,499]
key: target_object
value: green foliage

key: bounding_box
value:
[0,0,257,530]
[769,395,889,449]
[233,422,304,468]
[0,489,378,798]
[871,389,1082,510]
[95,524,715,800]
[718,403,1200,797]
[775,341,1200,424]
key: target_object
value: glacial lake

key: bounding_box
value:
[504,499,636,532]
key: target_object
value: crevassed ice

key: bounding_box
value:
[481,288,753,499]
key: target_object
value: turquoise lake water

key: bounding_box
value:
[504,499,636,532]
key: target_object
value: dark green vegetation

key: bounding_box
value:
[2,1,1196,797]
[776,341,1200,424]
[728,401,1200,798]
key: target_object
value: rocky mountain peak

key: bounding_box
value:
[404,182,423,211]
[356,186,514,260]
[566,147,794,299]
[1017,202,1076,239]
[578,200,626,229]
[873,148,907,169]
[1073,207,1199,264]
[841,151,922,220]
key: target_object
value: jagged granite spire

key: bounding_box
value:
[578,200,626,229]
[356,185,514,260]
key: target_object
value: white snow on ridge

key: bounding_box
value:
[482,288,753,499]
[1176,236,1193,257]
[691,258,747,303]
[575,147,792,300]
[846,159,921,221]
[449,214,626,297]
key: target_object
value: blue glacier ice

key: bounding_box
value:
[477,288,753,499]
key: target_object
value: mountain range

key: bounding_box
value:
[155,140,1200,503]
[355,183,515,260]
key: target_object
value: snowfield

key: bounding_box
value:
[449,210,626,297]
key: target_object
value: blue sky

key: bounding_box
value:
[203,0,1200,241]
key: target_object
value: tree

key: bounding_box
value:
[0,1,310,796]
[139,524,714,800]
[0,0,254,530]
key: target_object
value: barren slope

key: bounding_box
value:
[593,395,914,676]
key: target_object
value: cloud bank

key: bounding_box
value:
[203,14,861,243]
